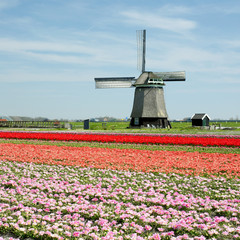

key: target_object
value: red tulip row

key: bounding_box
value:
[1,143,239,177]
[0,131,240,147]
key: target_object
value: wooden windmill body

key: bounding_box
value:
[95,30,185,128]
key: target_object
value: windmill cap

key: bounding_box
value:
[134,72,165,85]
[133,71,185,86]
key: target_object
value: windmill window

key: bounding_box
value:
[148,78,164,85]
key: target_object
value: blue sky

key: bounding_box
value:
[0,0,239,120]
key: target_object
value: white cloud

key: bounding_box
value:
[223,40,240,49]
[0,38,93,54]
[213,4,240,15]
[157,5,193,15]
[0,70,95,83]
[0,31,139,67]
[142,37,240,86]
[121,10,196,34]
[0,0,19,10]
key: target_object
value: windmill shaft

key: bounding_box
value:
[130,87,169,128]
[131,87,167,118]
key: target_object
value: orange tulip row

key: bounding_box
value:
[0,143,239,177]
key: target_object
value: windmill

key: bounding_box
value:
[94,30,186,128]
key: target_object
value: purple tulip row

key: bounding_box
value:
[1,130,240,139]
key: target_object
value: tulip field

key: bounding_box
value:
[0,131,240,239]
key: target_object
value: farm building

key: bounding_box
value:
[0,116,13,121]
[191,113,210,127]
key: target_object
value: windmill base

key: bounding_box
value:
[130,117,171,128]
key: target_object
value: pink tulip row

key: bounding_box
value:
[0,160,240,239]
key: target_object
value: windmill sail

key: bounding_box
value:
[153,71,185,81]
[95,77,135,88]
[137,30,146,73]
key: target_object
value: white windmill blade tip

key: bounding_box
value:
[95,77,135,81]
[152,71,186,81]
[95,77,135,88]
[153,71,185,75]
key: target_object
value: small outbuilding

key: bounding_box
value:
[191,113,211,127]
